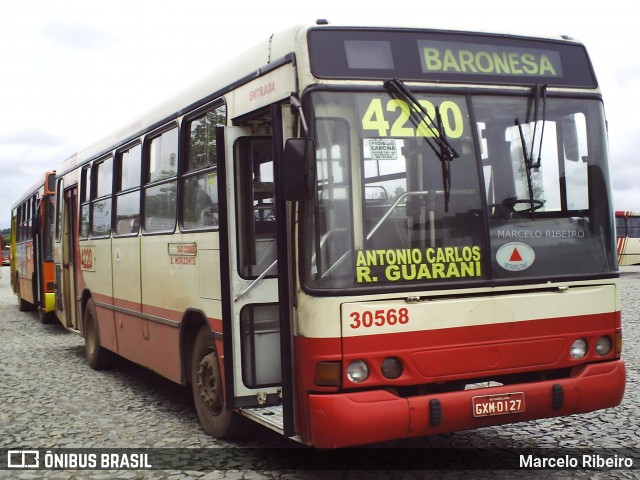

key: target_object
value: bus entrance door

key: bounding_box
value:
[55,187,80,332]
[222,127,284,418]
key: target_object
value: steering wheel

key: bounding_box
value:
[490,197,544,217]
[503,198,545,213]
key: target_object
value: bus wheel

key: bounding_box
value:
[84,298,116,370]
[191,326,240,438]
[17,294,31,312]
[16,276,31,312]
[38,308,54,324]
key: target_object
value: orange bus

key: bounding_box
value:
[45,23,623,448]
[11,171,57,323]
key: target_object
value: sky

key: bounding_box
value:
[1,0,639,230]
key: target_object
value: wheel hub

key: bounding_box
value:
[197,352,221,412]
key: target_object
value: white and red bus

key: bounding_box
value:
[616,211,640,266]
[0,234,7,266]
[10,171,57,323]
[44,23,624,448]
[0,235,5,275]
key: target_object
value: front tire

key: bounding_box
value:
[38,308,54,324]
[191,326,241,438]
[84,298,116,370]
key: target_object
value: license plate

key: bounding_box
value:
[472,392,525,417]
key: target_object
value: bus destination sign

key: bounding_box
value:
[308,28,597,88]
[418,40,563,78]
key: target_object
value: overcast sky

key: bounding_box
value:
[1,0,638,230]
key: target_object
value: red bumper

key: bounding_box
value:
[307,360,626,448]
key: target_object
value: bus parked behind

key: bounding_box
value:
[11,171,57,323]
[615,210,640,266]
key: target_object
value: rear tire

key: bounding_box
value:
[191,326,242,438]
[84,298,116,370]
[16,275,32,312]
[17,295,31,312]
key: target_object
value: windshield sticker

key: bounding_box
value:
[496,242,535,271]
[368,139,398,160]
[355,246,481,283]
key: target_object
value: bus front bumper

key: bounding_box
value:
[45,292,56,313]
[307,360,626,449]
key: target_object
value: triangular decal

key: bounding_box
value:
[509,248,523,262]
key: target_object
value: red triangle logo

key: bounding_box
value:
[509,248,523,262]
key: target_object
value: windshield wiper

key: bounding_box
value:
[530,83,547,169]
[517,83,547,168]
[514,118,538,216]
[514,83,547,215]
[384,78,459,161]
[384,78,459,211]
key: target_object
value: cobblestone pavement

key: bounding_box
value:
[0,265,638,479]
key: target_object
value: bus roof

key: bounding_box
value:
[11,171,56,211]
[54,22,592,178]
[55,24,305,178]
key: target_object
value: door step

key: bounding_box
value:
[240,405,302,443]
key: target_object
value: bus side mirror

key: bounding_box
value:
[282,138,316,201]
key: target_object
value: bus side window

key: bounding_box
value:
[143,126,178,234]
[79,166,91,239]
[91,156,113,237]
[629,217,640,238]
[55,178,64,243]
[115,143,141,236]
[181,105,225,230]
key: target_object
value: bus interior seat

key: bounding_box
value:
[365,199,409,250]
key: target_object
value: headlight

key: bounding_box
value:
[381,357,403,379]
[570,339,588,359]
[595,336,612,356]
[346,360,369,383]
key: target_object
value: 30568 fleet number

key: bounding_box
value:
[349,308,410,329]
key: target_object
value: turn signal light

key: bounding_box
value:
[314,361,341,387]
[615,332,623,355]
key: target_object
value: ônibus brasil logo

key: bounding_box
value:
[496,242,535,271]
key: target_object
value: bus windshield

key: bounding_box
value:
[303,90,616,290]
